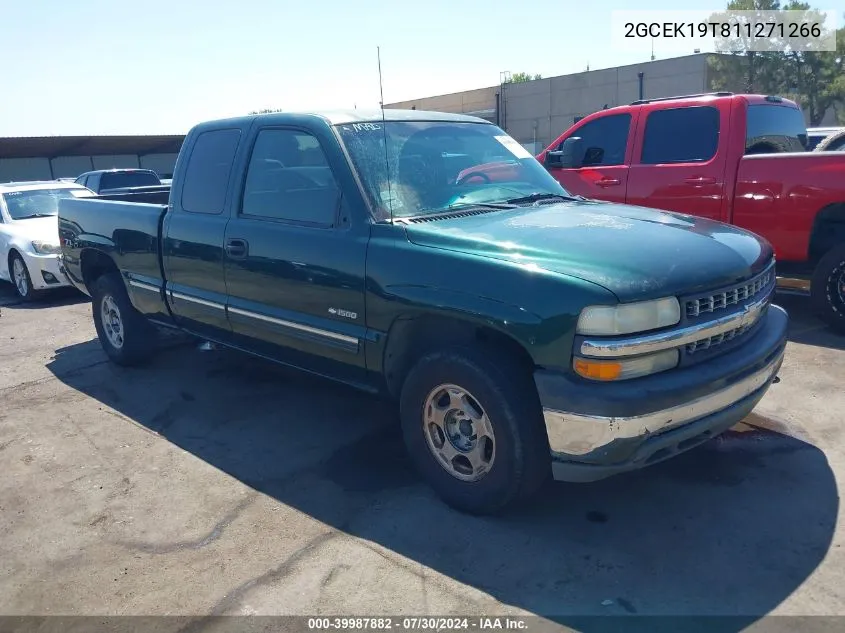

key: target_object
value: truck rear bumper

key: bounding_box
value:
[534,304,788,483]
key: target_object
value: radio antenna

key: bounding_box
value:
[377,46,394,223]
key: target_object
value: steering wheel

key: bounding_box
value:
[455,171,491,186]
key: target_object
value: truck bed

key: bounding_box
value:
[59,196,168,301]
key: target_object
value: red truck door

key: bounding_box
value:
[626,104,729,222]
[544,112,635,203]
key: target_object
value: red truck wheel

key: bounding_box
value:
[811,244,845,334]
[399,345,550,515]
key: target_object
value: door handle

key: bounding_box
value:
[225,238,248,260]
[596,178,621,188]
[684,176,717,185]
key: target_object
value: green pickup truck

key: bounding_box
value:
[58,110,788,514]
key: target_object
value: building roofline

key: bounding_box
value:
[385,52,722,106]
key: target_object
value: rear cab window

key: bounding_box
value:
[180,129,242,214]
[641,106,720,164]
[745,104,807,154]
[100,171,160,190]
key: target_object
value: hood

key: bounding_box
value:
[5,216,60,244]
[403,201,773,302]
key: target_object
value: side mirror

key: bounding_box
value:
[544,137,585,169]
[559,137,585,168]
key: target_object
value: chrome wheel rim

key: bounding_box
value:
[423,383,496,482]
[101,295,124,349]
[12,258,27,297]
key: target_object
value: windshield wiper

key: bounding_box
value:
[392,201,517,224]
[446,201,517,210]
[505,192,584,205]
[14,213,55,219]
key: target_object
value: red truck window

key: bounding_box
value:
[565,114,631,166]
[641,106,720,164]
[745,104,807,153]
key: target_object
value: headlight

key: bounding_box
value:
[31,240,61,255]
[576,297,680,336]
[574,349,679,381]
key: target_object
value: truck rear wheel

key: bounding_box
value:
[92,273,156,365]
[811,244,845,334]
[399,346,550,514]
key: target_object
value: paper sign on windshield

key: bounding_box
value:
[494,135,533,159]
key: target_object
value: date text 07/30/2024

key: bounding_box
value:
[307,617,528,630]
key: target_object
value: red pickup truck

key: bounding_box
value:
[535,93,845,332]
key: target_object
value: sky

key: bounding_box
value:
[0,0,841,137]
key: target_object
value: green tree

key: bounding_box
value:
[707,0,786,94]
[505,72,542,83]
[780,3,844,125]
[708,1,845,125]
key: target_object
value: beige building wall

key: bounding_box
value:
[386,54,713,153]
[387,86,498,119]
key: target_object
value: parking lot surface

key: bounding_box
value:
[1,283,844,629]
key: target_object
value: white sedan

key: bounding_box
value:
[0,181,95,301]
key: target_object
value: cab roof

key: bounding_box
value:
[595,93,800,116]
[194,109,491,130]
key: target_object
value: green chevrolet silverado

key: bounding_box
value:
[58,110,788,514]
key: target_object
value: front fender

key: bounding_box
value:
[381,283,543,341]
[370,283,581,375]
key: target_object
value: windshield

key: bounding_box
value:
[1,188,93,220]
[746,104,808,153]
[336,121,570,220]
[99,171,160,190]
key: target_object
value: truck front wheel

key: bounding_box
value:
[811,244,845,334]
[399,346,550,514]
[92,273,156,365]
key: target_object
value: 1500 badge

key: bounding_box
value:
[328,308,357,320]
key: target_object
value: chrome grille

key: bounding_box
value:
[686,323,755,354]
[686,269,773,318]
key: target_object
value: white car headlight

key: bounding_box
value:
[31,240,61,255]
[576,297,681,336]
[574,348,679,381]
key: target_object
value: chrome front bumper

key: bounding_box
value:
[538,303,788,483]
[544,349,782,456]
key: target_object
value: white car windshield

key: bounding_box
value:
[2,188,91,220]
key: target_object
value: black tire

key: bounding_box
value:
[9,252,41,302]
[811,244,845,334]
[399,345,550,515]
[92,273,156,366]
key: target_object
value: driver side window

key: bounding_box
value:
[241,129,340,227]
[559,114,631,167]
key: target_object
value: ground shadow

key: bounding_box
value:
[46,338,838,630]
[0,281,88,310]
[776,291,845,351]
